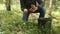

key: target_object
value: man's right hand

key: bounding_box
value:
[23,8,28,13]
[30,4,38,12]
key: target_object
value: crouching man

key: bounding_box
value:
[20,0,46,21]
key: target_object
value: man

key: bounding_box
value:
[20,0,46,21]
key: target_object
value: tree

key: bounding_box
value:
[5,0,11,11]
[0,0,3,4]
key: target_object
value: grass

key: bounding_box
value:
[0,3,60,34]
[0,10,60,34]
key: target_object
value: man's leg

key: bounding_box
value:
[22,12,30,21]
[38,7,46,27]
[39,7,46,17]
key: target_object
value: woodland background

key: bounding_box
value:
[0,0,60,34]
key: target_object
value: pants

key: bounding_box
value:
[22,7,46,21]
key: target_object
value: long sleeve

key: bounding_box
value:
[36,0,44,8]
[20,0,26,11]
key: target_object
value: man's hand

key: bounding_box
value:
[23,8,28,13]
[30,4,38,12]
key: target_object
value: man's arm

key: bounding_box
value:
[36,0,44,8]
[29,4,38,12]
[20,0,26,11]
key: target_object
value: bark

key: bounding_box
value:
[6,0,11,11]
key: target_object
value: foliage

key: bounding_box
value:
[0,0,60,34]
[0,11,60,34]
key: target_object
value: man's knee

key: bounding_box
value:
[41,7,46,15]
[38,7,46,17]
[42,7,46,12]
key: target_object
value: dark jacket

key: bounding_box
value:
[20,0,44,11]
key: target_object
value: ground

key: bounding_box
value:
[0,4,60,34]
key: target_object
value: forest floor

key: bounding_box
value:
[0,10,60,34]
[0,4,60,34]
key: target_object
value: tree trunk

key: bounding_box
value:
[6,0,11,11]
[48,0,53,17]
[0,0,3,4]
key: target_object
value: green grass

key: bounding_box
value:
[0,3,60,34]
[0,10,60,34]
